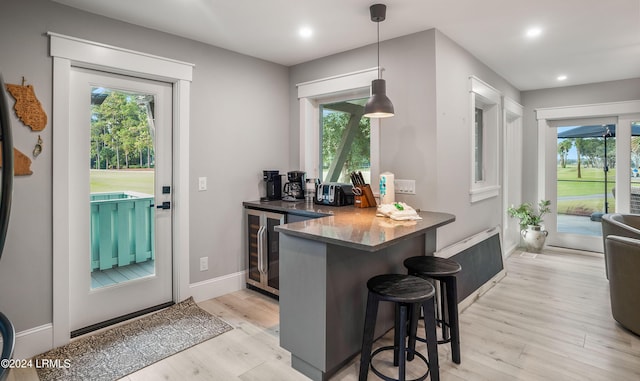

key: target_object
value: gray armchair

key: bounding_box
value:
[601,213,640,278]
[604,236,640,335]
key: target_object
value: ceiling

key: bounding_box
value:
[52,0,640,91]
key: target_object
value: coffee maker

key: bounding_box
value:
[261,170,282,201]
[282,171,306,201]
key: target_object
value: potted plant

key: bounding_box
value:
[507,200,551,253]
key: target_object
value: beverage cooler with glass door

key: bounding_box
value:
[245,209,284,297]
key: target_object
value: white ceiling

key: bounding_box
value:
[52,0,640,91]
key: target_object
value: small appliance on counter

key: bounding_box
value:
[315,182,354,206]
[379,172,395,204]
[305,177,320,204]
[282,170,306,202]
[261,170,282,201]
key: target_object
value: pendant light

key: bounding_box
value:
[364,3,394,119]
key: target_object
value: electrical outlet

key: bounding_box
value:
[199,257,208,271]
[394,179,416,195]
[198,177,207,191]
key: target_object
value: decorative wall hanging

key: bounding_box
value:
[5,77,47,131]
[33,135,43,157]
[0,146,33,176]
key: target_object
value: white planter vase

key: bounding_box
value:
[521,225,548,253]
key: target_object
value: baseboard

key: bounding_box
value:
[503,242,518,257]
[3,323,53,360]
[188,270,246,303]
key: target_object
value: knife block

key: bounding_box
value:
[354,185,377,208]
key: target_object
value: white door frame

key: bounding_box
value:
[502,97,523,255]
[49,32,193,347]
[536,100,640,252]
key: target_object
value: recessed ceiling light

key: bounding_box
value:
[557,75,568,81]
[526,27,542,38]
[299,27,313,38]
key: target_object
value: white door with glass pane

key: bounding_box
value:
[547,121,615,252]
[68,68,173,332]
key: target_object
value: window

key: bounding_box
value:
[469,76,501,202]
[319,97,370,183]
[474,107,484,182]
[298,68,380,186]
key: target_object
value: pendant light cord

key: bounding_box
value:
[377,21,380,79]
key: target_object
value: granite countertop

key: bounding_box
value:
[244,200,455,251]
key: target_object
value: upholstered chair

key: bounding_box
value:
[604,235,640,335]
[601,213,640,278]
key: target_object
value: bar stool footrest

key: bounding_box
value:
[414,319,452,345]
[370,345,430,381]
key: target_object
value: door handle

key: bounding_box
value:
[156,201,171,210]
[257,226,266,275]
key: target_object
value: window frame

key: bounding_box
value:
[298,68,380,188]
[469,76,501,203]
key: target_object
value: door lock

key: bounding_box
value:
[156,201,171,210]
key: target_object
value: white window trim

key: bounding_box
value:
[469,76,501,203]
[49,32,193,348]
[297,68,380,186]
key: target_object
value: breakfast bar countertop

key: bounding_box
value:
[269,200,456,381]
[244,200,455,252]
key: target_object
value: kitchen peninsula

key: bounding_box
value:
[244,200,454,381]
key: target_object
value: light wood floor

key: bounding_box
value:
[9,248,640,380]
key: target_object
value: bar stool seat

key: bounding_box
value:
[404,256,462,364]
[359,274,440,381]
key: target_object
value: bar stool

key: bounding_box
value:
[359,274,440,381]
[404,256,461,364]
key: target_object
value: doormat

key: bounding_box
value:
[34,297,232,381]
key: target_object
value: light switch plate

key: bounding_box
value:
[198,177,207,191]
[394,179,416,194]
[199,257,208,271]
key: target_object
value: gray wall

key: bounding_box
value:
[520,78,640,203]
[434,30,520,247]
[290,29,520,249]
[0,0,289,332]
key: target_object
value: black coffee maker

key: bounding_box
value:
[262,170,282,201]
[282,171,306,201]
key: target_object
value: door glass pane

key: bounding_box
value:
[556,125,614,236]
[319,97,370,183]
[89,87,156,289]
[630,122,640,212]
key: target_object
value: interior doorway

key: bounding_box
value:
[503,98,523,254]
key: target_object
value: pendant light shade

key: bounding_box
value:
[363,79,394,118]
[364,4,394,119]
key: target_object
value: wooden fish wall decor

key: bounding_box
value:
[5,80,47,131]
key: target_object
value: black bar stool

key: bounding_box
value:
[359,274,440,381]
[404,256,461,364]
